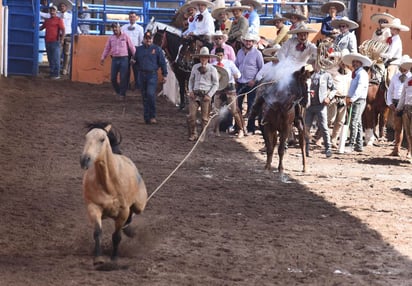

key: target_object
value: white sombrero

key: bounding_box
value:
[381,18,410,32]
[241,32,260,42]
[287,25,318,34]
[264,13,287,25]
[192,46,219,58]
[330,16,359,30]
[190,0,214,8]
[241,0,262,9]
[391,55,412,70]
[342,53,373,67]
[282,10,307,22]
[320,1,346,14]
[58,0,73,10]
[370,12,395,24]
[226,1,250,12]
[211,0,228,19]
[211,30,228,41]
[262,44,281,56]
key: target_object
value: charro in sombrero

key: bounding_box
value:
[211,0,228,19]
[241,32,260,42]
[178,2,197,14]
[212,30,228,41]
[382,18,410,32]
[331,16,359,30]
[264,13,287,25]
[391,55,412,70]
[320,1,346,14]
[225,1,250,13]
[342,52,373,67]
[241,0,262,9]
[189,0,214,8]
[370,12,395,24]
[287,25,317,34]
[282,10,307,22]
[192,46,219,58]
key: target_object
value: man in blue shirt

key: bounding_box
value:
[342,52,372,152]
[133,31,168,124]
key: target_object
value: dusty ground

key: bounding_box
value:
[0,75,412,285]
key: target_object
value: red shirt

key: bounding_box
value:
[41,16,64,43]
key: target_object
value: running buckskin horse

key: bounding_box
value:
[146,18,198,110]
[254,67,311,175]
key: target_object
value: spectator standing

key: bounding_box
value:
[133,31,167,124]
[210,30,236,62]
[235,32,264,134]
[58,1,74,75]
[39,5,65,79]
[121,11,144,90]
[342,52,372,153]
[100,23,136,99]
[78,2,90,35]
[386,55,412,156]
[187,47,219,141]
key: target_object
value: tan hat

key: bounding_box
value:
[264,13,287,25]
[262,44,281,56]
[178,2,197,14]
[211,0,227,19]
[342,52,373,67]
[287,25,318,34]
[214,65,230,91]
[241,0,262,9]
[241,32,260,42]
[190,0,214,8]
[370,12,395,24]
[193,46,219,58]
[282,10,307,22]
[225,1,250,12]
[320,1,346,14]
[381,18,410,32]
[331,16,359,30]
[211,30,228,41]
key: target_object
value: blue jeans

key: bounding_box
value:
[349,98,366,148]
[139,71,158,122]
[45,41,61,77]
[305,104,331,151]
[237,83,257,133]
[111,56,129,96]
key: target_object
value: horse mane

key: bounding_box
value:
[85,121,122,155]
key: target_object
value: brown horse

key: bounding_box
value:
[80,122,147,267]
[259,67,310,174]
[362,63,389,145]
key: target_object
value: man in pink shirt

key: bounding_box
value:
[210,30,236,62]
[101,23,136,99]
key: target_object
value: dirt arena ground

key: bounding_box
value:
[0,75,411,285]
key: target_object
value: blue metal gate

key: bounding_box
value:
[5,0,40,76]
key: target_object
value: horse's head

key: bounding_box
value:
[80,122,121,170]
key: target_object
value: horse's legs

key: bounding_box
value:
[88,205,105,265]
[278,130,287,174]
[295,116,306,172]
[111,212,129,261]
[263,125,275,171]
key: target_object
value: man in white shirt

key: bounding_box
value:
[186,0,215,50]
[121,11,144,90]
[370,12,394,44]
[389,56,412,157]
[58,1,74,75]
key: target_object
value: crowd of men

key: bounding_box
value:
[40,0,412,162]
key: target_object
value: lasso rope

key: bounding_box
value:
[146,79,277,203]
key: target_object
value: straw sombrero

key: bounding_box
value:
[214,65,230,91]
[264,13,287,25]
[262,44,281,56]
[241,32,260,42]
[211,0,228,19]
[189,0,214,8]
[342,53,373,67]
[178,2,197,14]
[211,30,228,41]
[392,55,412,70]
[241,0,262,9]
[192,46,219,58]
[226,1,250,12]
[381,18,410,32]
[58,0,74,10]
[330,16,359,30]
[370,12,395,24]
[282,10,307,22]
[320,1,346,14]
[287,25,317,34]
